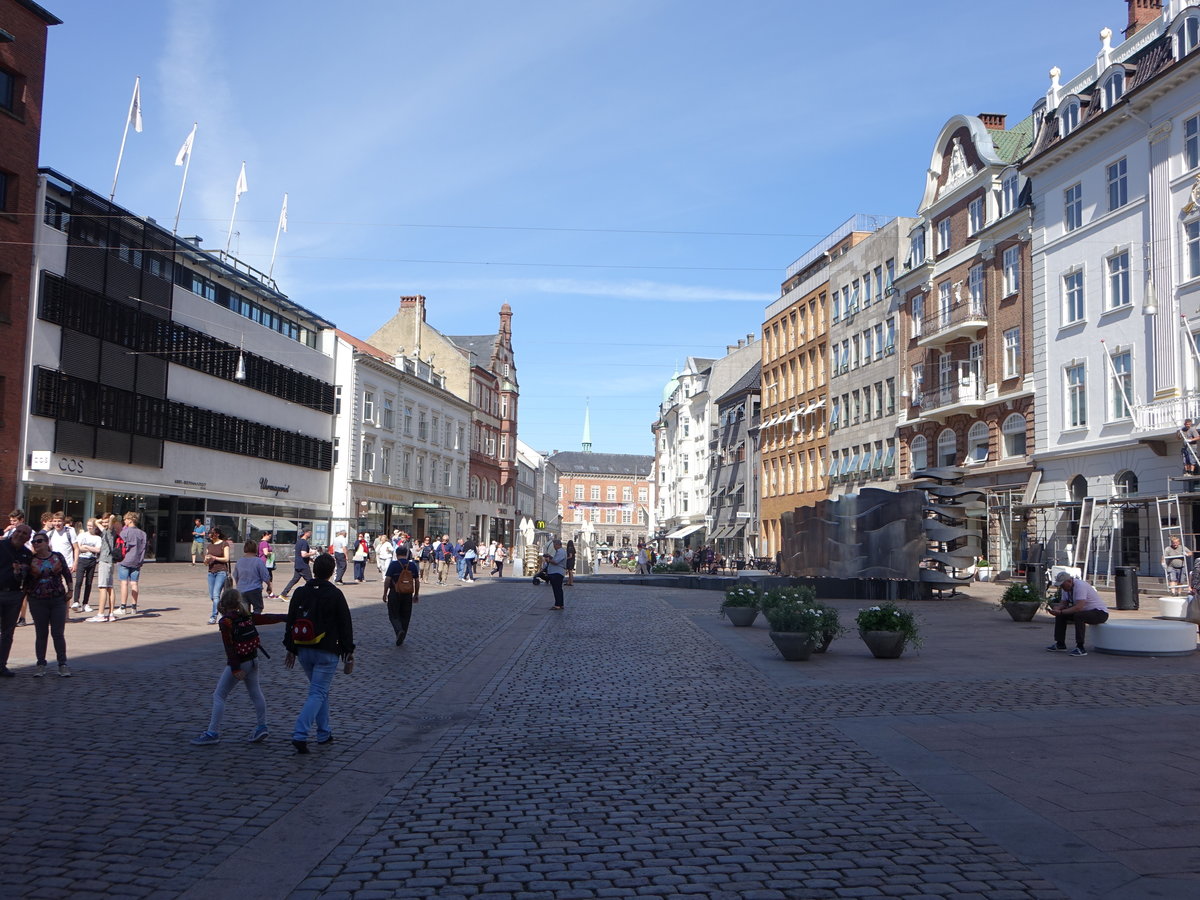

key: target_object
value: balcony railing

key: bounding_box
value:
[1134,392,1200,432]
[915,372,985,415]
[920,298,987,342]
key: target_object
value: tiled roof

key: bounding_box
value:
[548,451,653,477]
[990,114,1035,163]
[447,334,497,365]
[337,329,392,362]
[1027,31,1178,162]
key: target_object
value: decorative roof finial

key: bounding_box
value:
[582,398,592,453]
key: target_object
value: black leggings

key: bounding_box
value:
[73,557,97,607]
[28,597,68,666]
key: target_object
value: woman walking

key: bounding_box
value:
[565,540,577,586]
[73,517,102,614]
[491,542,507,577]
[374,533,394,579]
[24,531,73,676]
[352,532,370,583]
[205,528,233,625]
[234,540,272,614]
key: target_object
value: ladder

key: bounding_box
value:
[1094,503,1117,587]
[1071,497,1096,580]
[1156,496,1186,588]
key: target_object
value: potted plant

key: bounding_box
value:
[855,602,920,659]
[759,585,815,613]
[998,582,1042,622]
[810,602,846,653]
[719,585,761,627]
[763,601,825,660]
[975,559,993,582]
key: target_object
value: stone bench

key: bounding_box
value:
[1091,620,1197,657]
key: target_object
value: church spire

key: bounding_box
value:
[582,398,592,453]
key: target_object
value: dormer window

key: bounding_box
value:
[908,227,926,267]
[999,171,1019,217]
[1174,12,1200,57]
[1101,70,1125,110]
[1061,99,1081,136]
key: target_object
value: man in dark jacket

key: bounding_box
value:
[283,554,354,753]
[0,524,33,676]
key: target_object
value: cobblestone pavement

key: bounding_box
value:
[2,566,1199,899]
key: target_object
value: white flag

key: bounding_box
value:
[130,77,143,133]
[234,162,248,200]
[278,193,288,233]
[175,123,196,167]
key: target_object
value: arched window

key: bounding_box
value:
[910,435,928,472]
[1002,413,1028,457]
[1174,12,1200,57]
[937,428,957,467]
[1060,99,1081,136]
[967,421,990,463]
[1101,70,1125,109]
[470,475,480,499]
[1115,470,1138,495]
[1069,474,1089,502]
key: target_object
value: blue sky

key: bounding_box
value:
[41,0,1121,454]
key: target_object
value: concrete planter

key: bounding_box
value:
[722,606,759,627]
[768,631,818,661]
[1001,600,1041,622]
[860,630,908,659]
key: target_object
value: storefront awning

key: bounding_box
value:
[665,523,704,539]
[247,517,299,533]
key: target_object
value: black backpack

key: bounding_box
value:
[231,614,266,658]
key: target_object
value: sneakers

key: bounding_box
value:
[207,616,218,625]
[316,734,334,745]
[190,732,220,745]
[83,604,93,612]
[113,606,126,617]
[1045,643,1066,652]
[247,725,269,743]
[292,739,309,754]
[58,664,71,677]
[33,664,46,677]
[71,601,82,611]
[1070,647,1088,657]
[85,615,106,623]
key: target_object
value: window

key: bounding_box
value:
[0,68,15,114]
[431,415,439,444]
[911,363,925,403]
[1187,220,1200,280]
[416,456,424,485]
[681,492,689,513]
[1187,115,1200,171]
[910,435,928,472]
[937,218,951,255]
[418,412,428,440]
[361,441,375,476]
[967,421,989,463]
[1182,14,1200,55]
[968,197,984,234]
[1107,251,1131,308]
[937,429,957,467]
[874,323,885,359]
[1064,270,1085,323]
[863,328,874,362]
[381,446,391,479]
[404,407,413,436]
[382,398,394,430]
[605,509,616,524]
[1003,246,1020,296]
[911,294,924,337]
[402,452,411,481]
[968,264,985,313]
[1000,172,1019,216]
[638,487,647,502]
[909,228,926,267]
[1102,70,1125,109]
[1109,349,1132,420]
[606,486,616,501]
[1064,183,1082,231]
[1061,100,1080,136]
[363,392,375,423]
[574,485,584,500]
[885,318,895,354]
[863,273,873,307]
[1066,363,1087,428]
[1107,158,1128,211]
[1003,328,1021,379]
[590,486,600,500]
[886,378,896,414]
[937,281,951,330]
[1002,413,1027,457]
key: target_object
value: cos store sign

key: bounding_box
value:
[29,451,87,474]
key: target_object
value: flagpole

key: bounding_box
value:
[225,161,247,255]
[110,76,141,202]
[268,192,287,277]
[173,123,197,235]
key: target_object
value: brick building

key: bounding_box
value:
[0,0,59,510]
[550,451,653,549]
[893,113,1037,572]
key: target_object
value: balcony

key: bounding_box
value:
[917,298,987,348]
[914,370,985,420]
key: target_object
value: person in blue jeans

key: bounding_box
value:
[283,554,355,754]
[204,528,232,625]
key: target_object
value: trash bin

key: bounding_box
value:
[1026,563,1047,594]
[1114,566,1139,610]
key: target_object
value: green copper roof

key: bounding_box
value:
[990,114,1035,164]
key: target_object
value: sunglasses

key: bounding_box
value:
[31,537,48,544]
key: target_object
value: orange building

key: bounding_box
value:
[758,216,887,557]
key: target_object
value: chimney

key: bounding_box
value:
[399,295,427,321]
[746,333,754,343]
[1125,0,1162,37]
[978,113,1007,130]
[726,344,737,354]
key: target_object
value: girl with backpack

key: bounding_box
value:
[190,588,288,745]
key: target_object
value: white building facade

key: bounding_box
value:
[1025,2,1200,576]
[331,331,472,541]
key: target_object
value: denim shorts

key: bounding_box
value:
[117,565,141,582]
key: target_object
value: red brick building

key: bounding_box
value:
[550,451,653,549]
[0,0,59,510]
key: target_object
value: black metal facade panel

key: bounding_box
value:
[95,428,132,463]
[100,340,136,393]
[55,420,95,458]
[33,367,332,471]
[60,330,100,381]
[135,353,167,399]
[130,435,163,468]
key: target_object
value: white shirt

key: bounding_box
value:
[49,526,77,566]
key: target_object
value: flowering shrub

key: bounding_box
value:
[855,602,920,646]
[721,585,761,609]
[1000,582,1041,605]
[764,602,825,636]
[760,585,816,611]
